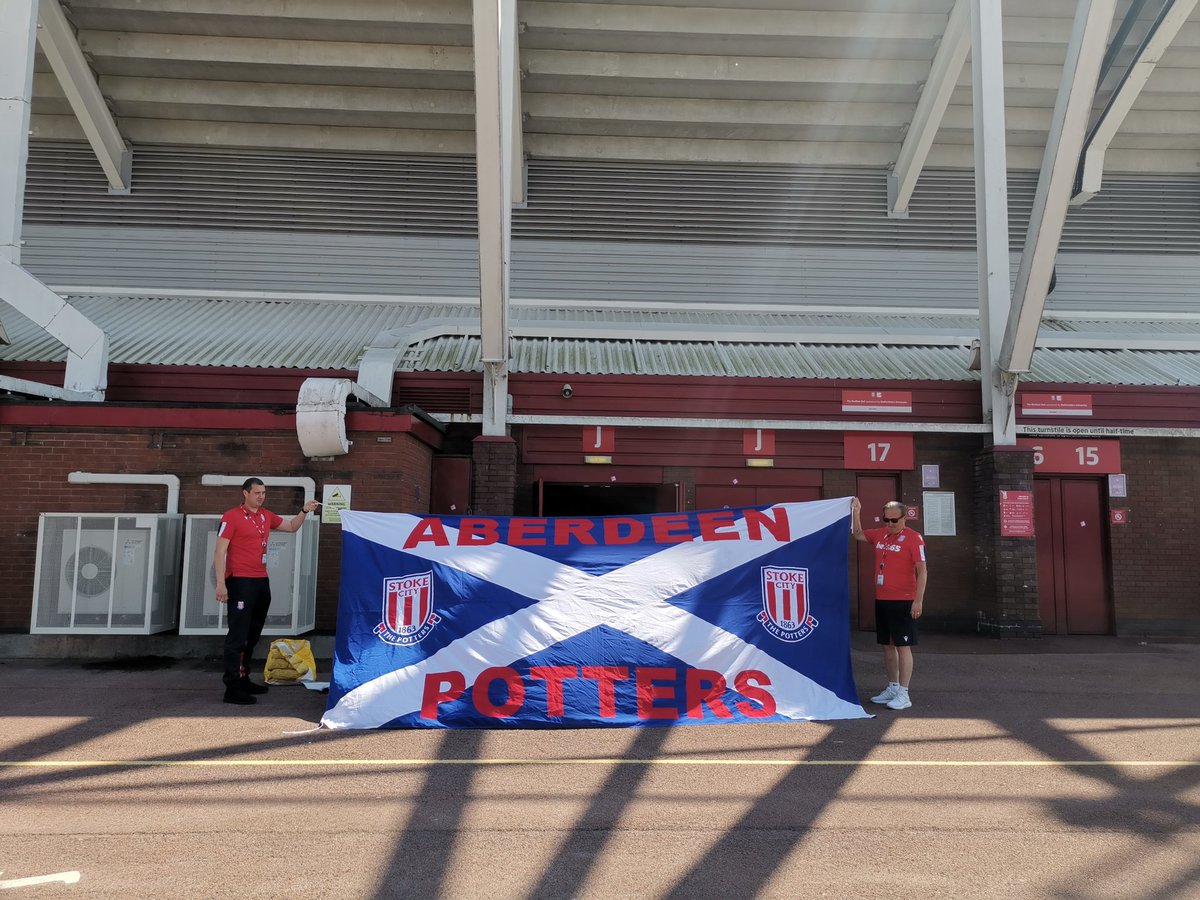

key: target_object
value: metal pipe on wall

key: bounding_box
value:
[67,472,181,514]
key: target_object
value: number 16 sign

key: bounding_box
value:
[843,433,915,470]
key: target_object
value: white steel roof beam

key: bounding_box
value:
[33,75,476,120]
[74,0,469,26]
[1072,0,1200,204]
[0,0,36,265]
[0,263,109,398]
[473,0,516,435]
[888,0,969,218]
[1000,0,1117,381]
[520,4,947,41]
[971,0,1015,446]
[77,31,476,77]
[511,7,526,206]
[0,0,107,399]
[36,0,130,193]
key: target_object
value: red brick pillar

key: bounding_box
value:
[973,445,1041,637]
[471,435,518,515]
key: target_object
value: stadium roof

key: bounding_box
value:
[3,294,1198,386]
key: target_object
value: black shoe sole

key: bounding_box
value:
[223,693,257,705]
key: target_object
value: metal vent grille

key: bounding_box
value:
[22,142,1200,253]
[24,144,479,236]
[393,386,474,414]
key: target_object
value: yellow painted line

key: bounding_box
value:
[1,758,1196,768]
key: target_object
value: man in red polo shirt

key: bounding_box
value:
[851,497,927,711]
[214,478,319,705]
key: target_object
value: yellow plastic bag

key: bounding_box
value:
[263,638,317,685]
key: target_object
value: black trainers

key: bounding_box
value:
[223,688,257,706]
[239,678,269,695]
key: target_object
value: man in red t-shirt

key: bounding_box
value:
[214,478,319,705]
[851,497,927,711]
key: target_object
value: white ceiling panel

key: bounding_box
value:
[24,0,1200,172]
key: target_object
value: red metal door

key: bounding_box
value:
[855,474,900,630]
[1034,478,1112,635]
[1061,480,1111,634]
[1034,479,1061,632]
[430,457,471,514]
[656,483,681,512]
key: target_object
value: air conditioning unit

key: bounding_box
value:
[178,515,318,636]
[31,514,183,634]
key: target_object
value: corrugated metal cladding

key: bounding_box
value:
[0,296,449,369]
[2,294,1193,386]
[0,299,973,367]
[419,337,1200,387]
[22,143,1200,253]
[20,225,1200,318]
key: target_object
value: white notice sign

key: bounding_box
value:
[922,491,957,537]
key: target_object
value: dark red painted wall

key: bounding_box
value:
[1015,383,1200,430]
[7,364,1200,430]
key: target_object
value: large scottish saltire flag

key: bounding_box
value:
[322,499,869,729]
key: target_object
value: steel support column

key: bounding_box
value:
[0,0,39,265]
[473,0,516,436]
[970,0,1015,445]
[510,4,526,207]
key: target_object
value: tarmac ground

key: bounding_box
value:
[1,632,1197,900]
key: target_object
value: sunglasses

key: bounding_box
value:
[882,516,903,523]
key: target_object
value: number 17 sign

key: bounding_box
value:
[843,433,915,470]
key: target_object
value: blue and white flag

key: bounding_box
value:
[322,499,869,729]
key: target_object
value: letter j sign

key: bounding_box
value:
[583,426,615,453]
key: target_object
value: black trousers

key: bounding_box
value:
[223,577,273,687]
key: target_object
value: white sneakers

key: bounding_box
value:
[870,684,899,704]
[870,683,913,709]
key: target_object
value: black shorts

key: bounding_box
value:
[875,600,919,647]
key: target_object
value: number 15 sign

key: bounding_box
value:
[843,433,915,470]
[1016,438,1120,474]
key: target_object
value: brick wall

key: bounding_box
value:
[0,424,432,632]
[16,422,1190,638]
[1109,437,1200,636]
[471,434,519,515]
[973,445,1040,638]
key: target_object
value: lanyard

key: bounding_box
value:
[241,506,268,551]
[878,530,897,583]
